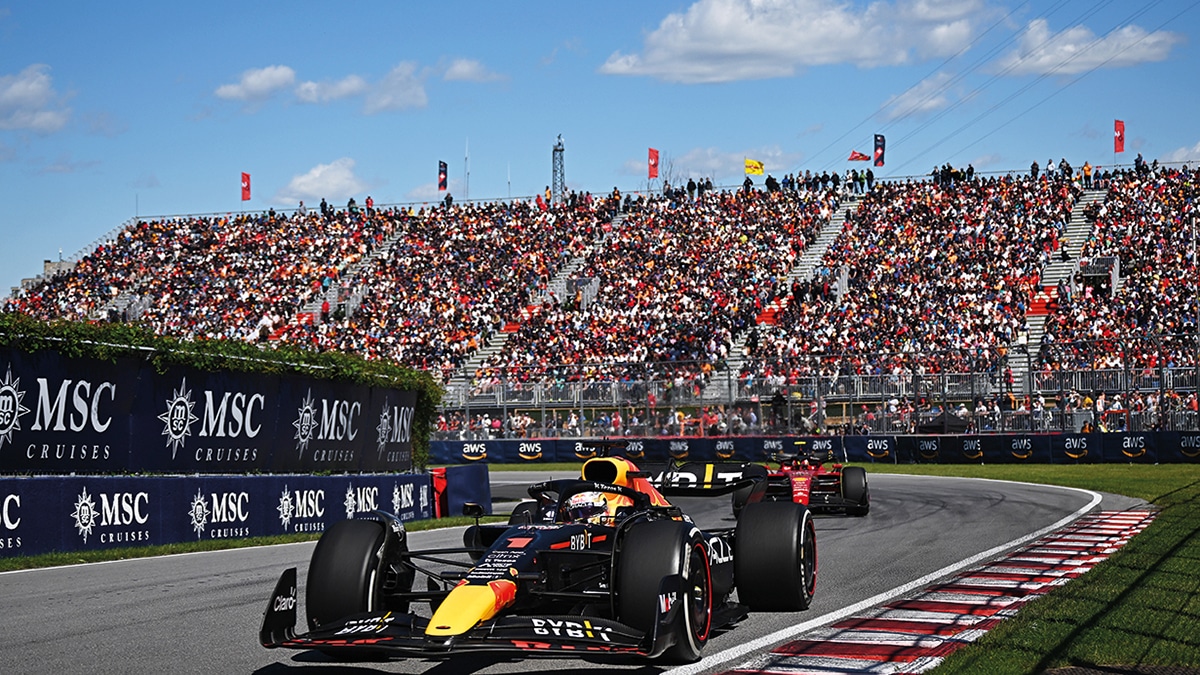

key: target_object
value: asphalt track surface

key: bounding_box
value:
[0,473,1145,675]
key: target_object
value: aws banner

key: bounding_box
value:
[432,433,1200,465]
[431,436,846,465]
[0,346,416,474]
[0,472,433,558]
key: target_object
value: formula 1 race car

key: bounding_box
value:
[733,444,870,517]
[260,456,816,663]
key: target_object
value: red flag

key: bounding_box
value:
[240,172,251,201]
[648,148,659,179]
[848,150,870,161]
[1114,120,1125,154]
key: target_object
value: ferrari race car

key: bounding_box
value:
[733,444,870,517]
[260,455,817,662]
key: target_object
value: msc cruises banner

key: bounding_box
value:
[430,432,1200,465]
[0,346,416,474]
[0,473,434,558]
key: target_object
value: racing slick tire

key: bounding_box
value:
[841,466,870,517]
[617,520,713,663]
[735,502,816,611]
[305,519,387,631]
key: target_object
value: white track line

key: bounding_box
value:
[664,478,1103,675]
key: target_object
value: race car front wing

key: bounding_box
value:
[260,567,682,658]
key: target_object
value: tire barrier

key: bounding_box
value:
[0,473,434,559]
[431,432,1200,465]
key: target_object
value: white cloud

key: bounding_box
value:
[1162,141,1200,164]
[443,59,505,82]
[365,63,428,114]
[215,65,296,101]
[0,64,70,133]
[276,158,369,203]
[651,145,803,179]
[406,179,461,202]
[599,0,986,83]
[883,71,955,120]
[994,19,1182,76]
[295,75,368,103]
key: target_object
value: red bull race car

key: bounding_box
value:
[260,456,817,663]
[733,444,870,517]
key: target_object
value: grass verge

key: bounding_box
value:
[868,463,1200,673]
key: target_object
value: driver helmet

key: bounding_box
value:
[565,491,609,524]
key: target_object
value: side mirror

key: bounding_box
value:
[462,502,485,519]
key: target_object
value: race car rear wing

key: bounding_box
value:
[644,461,768,496]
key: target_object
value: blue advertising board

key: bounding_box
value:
[432,432,1200,466]
[0,346,417,474]
[0,473,433,558]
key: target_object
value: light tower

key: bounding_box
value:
[551,135,565,205]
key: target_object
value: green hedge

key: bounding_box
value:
[0,312,441,468]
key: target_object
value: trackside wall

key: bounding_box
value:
[0,473,435,558]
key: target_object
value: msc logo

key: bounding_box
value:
[70,487,150,543]
[376,399,414,456]
[344,484,379,519]
[0,366,30,451]
[277,485,325,532]
[188,490,250,538]
[392,482,415,514]
[159,379,264,459]
[2,494,19,530]
[294,389,361,456]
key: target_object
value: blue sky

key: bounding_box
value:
[3,1,1199,294]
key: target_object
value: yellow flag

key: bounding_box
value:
[744,158,764,175]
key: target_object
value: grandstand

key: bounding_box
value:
[6,162,1198,438]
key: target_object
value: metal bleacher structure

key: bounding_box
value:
[1009,188,1108,396]
[439,213,623,406]
[701,196,858,403]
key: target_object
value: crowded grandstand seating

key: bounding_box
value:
[466,186,840,391]
[6,161,1198,436]
[5,208,399,340]
[742,173,1079,385]
[276,197,609,382]
[1038,165,1199,374]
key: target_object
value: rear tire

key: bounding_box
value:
[735,502,816,611]
[617,520,713,663]
[306,519,386,631]
[841,467,870,517]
